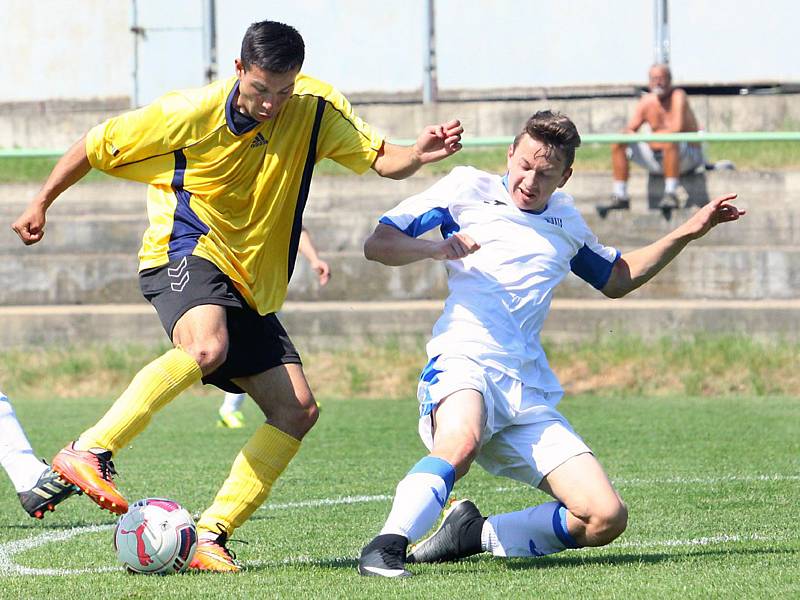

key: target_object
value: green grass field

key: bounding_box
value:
[1,391,797,598]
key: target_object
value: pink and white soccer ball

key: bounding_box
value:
[113,498,198,574]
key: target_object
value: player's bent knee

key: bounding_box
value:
[591,501,628,545]
[432,438,479,480]
[285,395,319,436]
[181,339,228,374]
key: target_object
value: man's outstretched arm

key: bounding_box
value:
[12,136,91,245]
[364,223,479,266]
[602,194,745,298]
[371,120,463,180]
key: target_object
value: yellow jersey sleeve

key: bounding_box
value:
[85,91,217,173]
[316,87,384,174]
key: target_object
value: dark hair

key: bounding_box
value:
[240,20,305,73]
[513,110,582,169]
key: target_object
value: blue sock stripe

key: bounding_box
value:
[552,503,581,549]
[408,456,456,496]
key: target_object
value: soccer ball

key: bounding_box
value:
[114,498,198,574]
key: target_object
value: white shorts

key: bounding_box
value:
[417,355,591,486]
[628,141,705,175]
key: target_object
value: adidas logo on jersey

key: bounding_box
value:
[544,216,563,227]
[250,133,268,148]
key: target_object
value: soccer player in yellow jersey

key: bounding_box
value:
[12,20,463,572]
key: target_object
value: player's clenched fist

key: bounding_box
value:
[431,232,480,260]
[11,204,47,245]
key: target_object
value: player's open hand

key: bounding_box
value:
[11,203,47,245]
[414,119,464,164]
[681,193,745,239]
[431,232,480,260]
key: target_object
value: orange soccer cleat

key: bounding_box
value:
[52,443,128,515]
[189,528,241,573]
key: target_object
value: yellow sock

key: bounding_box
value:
[197,423,300,537]
[75,348,201,454]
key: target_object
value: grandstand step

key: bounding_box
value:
[291,247,800,302]
[3,245,800,305]
[0,193,795,257]
[1,299,798,349]
[1,170,798,218]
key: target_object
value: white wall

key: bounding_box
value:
[1,0,798,103]
[0,0,130,102]
[216,1,426,92]
[670,1,799,84]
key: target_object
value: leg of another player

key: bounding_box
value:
[0,391,49,492]
[597,142,631,216]
[0,391,79,518]
[653,141,680,209]
[611,142,630,185]
[218,392,246,428]
[358,389,485,577]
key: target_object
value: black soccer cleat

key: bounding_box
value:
[407,499,486,564]
[18,466,81,519]
[658,192,679,211]
[358,533,412,578]
[596,194,630,219]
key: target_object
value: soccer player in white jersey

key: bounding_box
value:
[0,390,78,518]
[357,110,745,577]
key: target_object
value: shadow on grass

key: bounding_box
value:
[242,546,798,574]
[499,546,798,571]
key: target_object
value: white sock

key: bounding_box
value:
[379,456,455,542]
[481,501,581,557]
[220,393,245,414]
[664,177,679,194]
[612,180,628,198]
[0,393,48,492]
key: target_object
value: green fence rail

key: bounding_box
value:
[1,131,799,158]
[393,131,800,147]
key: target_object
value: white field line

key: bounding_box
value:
[264,494,392,510]
[0,474,795,577]
[0,525,118,576]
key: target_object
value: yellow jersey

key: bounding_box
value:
[85,74,383,314]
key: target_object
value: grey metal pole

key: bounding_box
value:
[130,0,140,108]
[422,0,438,104]
[654,0,670,64]
[202,0,217,83]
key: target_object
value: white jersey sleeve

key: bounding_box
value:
[567,211,621,290]
[378,169,466,238]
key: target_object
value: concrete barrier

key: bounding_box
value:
[0,167,796,347]
[1,299,798,350]
[2,244,798,305]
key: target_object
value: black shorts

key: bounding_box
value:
[139,255,300,393]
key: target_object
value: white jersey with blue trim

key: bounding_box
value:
[379,166,620,393]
